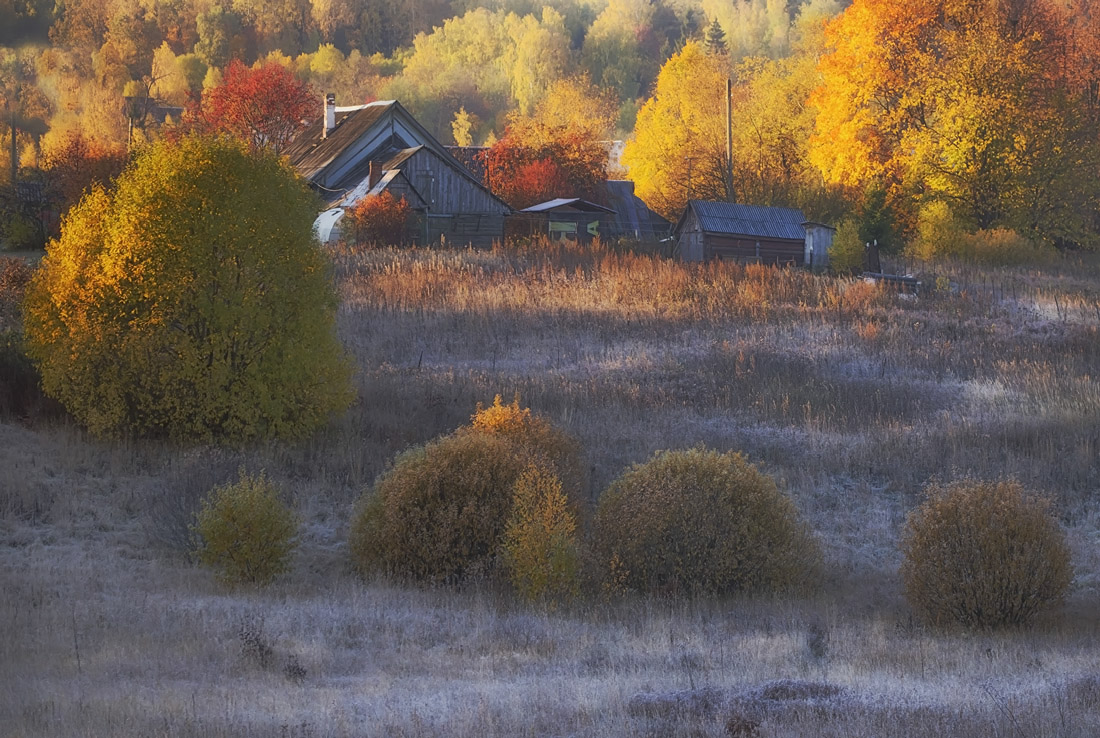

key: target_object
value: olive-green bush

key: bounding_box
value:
[349,397,586,585]
[594,447,819,596]
[192,471,298,585]
[901,480,1072,629]
[350,431,529,583]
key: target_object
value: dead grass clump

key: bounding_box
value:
[901,479,1072,629]
[627,686,729,719]
[594,447,820,596]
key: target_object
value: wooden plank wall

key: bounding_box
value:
[404,150,510,216]
[706,235,804,266]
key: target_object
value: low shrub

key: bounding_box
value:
[900,479,1072,628]
[909,200,968,261]
[350,397,587,585]
[345,192,410,246]
[191,471,298,585]
[501,464,580,604]
[472,394,587,506]
[827,218,863,275]
[350,431,528,582]
[594,447,819,596]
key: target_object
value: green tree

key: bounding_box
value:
[704,17,728,56]
[24,135,354,441]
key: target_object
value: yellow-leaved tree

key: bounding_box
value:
[23,134,354,441]
[622,42,730,220]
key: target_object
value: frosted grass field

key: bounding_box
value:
[3,242,1099,736]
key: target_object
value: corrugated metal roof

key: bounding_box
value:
[689,200,807,241]
[604,180,670,239]
[521,198,615,214]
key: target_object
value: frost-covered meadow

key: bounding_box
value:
[3,242,1099,736]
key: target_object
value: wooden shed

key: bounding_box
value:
[674,200,835,267]
[285,97,511,247]
[512,198,616,243]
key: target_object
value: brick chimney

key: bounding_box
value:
[322,93,336,139]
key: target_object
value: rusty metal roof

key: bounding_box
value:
[686,200,807,241]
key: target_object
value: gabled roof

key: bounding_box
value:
[284,101,395,181]
[604,180,670,239]
[286,100,510,214]
[679,200,808,241]
[521,198,616,214]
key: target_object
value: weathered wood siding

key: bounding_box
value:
[706,235,804,266]
[677,210,706,262]
[404,149,510,216]
[426,214,506,248]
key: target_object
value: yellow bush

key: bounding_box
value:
[594,448,819,596]
[192,471,298,585]
[350,397,587,585]
[909,200,968,261]
[471,394,587,503]
[827,218,864,275]
[502,464,580,604]
[900,480,1072,628]
[22,135,353,441]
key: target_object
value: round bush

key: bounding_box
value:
[23,134,353,441]
[901,480,1072,628]
[350,431,529,583]
[350,399,587,585]
[594,448,819,595]
[192,471,298,585]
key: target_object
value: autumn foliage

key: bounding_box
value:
[348,397,586,586]
[23,135,353,441]
[40,133,127,212]
[502,464,580,604]
[345,192,411,246]
[901,480,1072,628]
[192,471,299,585]
[194,60,316,154]
[480,126,607,209]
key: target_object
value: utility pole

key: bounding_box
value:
[726,77,733,202]
[9,84,17,187]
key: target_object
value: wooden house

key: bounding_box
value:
[673,200,835,267]
[285,96,511,247]
[603,180,670,242]
[512,198,616,243]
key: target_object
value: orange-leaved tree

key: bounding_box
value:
[479,76,613,210]
[194,59,316,154]
[345,192,411,246]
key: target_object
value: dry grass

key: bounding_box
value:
[3,240,1100,736]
